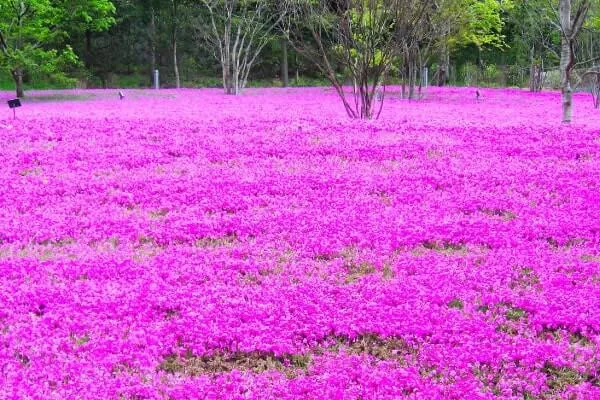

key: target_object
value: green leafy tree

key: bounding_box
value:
[451,0,514,50]
[433,0,513,85]
[0,0,115,97]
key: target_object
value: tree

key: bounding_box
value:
[195,0,286,95]
[436,0,513,86]
[397,1,436,99]
[452,0,513,50]
[285,0,429,119]
[171,0,182,88]
[0,0,114,97]
[556,0,591,122]
[430,0,464,86]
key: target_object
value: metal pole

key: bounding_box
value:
[423,67,429,89]
[154,69,160,90]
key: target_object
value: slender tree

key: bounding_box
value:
[195,0,286,95]
[171,0,181,88]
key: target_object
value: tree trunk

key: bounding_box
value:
[172,35,180,89]
[400,60,408,99]
[408,54,417,100]
[172,0,180,89]
[230,46,240,95]
[233,66,240,95]
[529,46,536,92]
[560,0,573,123]
[530,63,543,93]
[438,44,449,86]
[223,63,231,94]
[401,76,406,99]
[417,50,424,97]
[223,57,233,95]
[85,30,93,67]
[280,38,289,87]
[560,44,573,123]
[222,17,233,94]
[173,40,180,88]
[150,5,157,86]
[593,74,600,108]
[12,69,24,98]
[528,46,544,92]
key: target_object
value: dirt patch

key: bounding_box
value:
[323,334,415,363]
[159,333,416,378]
[542,362,590,390]
[582,254,600,263]
[149,208,169,218]
[546,237,586,249]
[158,350,310,378]
[415,240,468,256]
[510,267,540,289]
[538,327,594,347]
[313,247,394,283]
[479,207,517,221]
[195,233,238,248]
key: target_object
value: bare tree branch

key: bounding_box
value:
[195,0,286,95]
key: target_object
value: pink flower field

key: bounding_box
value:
[0,87,599,399]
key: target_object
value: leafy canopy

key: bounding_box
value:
[0,0,114,88]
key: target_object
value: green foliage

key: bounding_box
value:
[450,0,514,50]
[448,299,464,310]
[586,2,600,30]
[0,0,114,95]
[0,0,596,92]
[57,0,116,32]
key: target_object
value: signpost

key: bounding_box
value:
[7,99,21,119]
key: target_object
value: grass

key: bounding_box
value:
[448,299,464,310]
[71,334,91,347]
[505,307,527,321]
[22,94,95,102]
[542,362,587,390]
[331,334,412,362]
[0,71,76,92]
[0,72,332,93]
[341,247,377,283]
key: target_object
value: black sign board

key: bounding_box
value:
[8,99,21,108]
